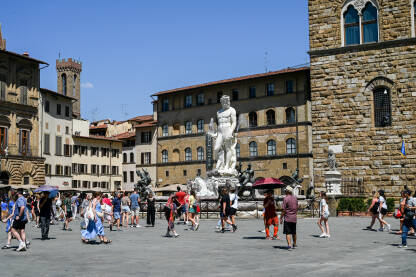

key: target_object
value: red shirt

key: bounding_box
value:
[176,191,186,205]
[263,196,277,219]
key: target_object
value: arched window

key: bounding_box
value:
[249,112,257,127]
[130,152,134,163]
[123,153,127,163]
[185,147,192,161]
[236,143,240,158]
[286,107,295,124]
[185,121,192,134]
[344,5,360,45]
[267,140,276,156]
[162,150,168,163]
[197,119,204,133]
[249,141,257,157]
[162,124,169,136]
[62,73,67,96]
[73,74,77,96]
[197,147,204,160]
[373,88,391,127]
[286,138,296,155]
[362,3,378,43]
[266,109,276,125]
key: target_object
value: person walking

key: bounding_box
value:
[146,193,156,227]
[1,196,15,249]
[130,189,141,228]
[317,191,330,238]
[71,193,78,220]
[63,193,73,231]
[188,190,199,231]
[280,186,298,250]
[175,186,187,224]
[399,190,416,248]
[33,194,40,227]
[263,190,279,240]
[377,190,391,232]
[229,187,238,232]
[39,192,53,240]
[81,192,111,244]
[1,197,8,220]
[112,192,122,231]
[164,193,179,238]
[10,190,29,252]
[80,194,92,229]
[121,192,131,228]
[220,187,234,233]
[366,191,384,231]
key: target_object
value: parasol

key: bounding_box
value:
[252,177,285,190]
[34,185,59,198]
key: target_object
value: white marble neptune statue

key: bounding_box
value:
[208,95,238,176]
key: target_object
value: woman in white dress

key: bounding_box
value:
[317,191,330,238]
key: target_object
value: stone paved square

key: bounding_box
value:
[0,217,413,277]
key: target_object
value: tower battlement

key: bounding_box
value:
[56,58,82,73]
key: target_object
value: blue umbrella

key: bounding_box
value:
[34,185,59,198]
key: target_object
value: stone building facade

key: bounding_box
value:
[0,28,46,188]
[309,0,416,195]
[152,67,312,193]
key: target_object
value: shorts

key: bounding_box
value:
[114,212,121,220]
[177,205,186,216]
[131,207,140,217]
[283,221,297,235]
[12,219,27,230]
[189,207,196,214]
[66,211,73,219]
[380,208,388,216]
[229,208,237,216]
[220,211,230,218]
[320,212,330,220]
[265,216,279,226]
[185,203,189,212]
[121,206,131,213]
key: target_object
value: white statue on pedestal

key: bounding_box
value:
[208,95,238,176]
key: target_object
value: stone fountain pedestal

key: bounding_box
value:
[324,170,342,196]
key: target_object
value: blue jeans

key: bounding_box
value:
[401,218,416,246]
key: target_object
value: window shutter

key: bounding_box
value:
[141,153,144,164]
[19,129,22,153]
[149,152,151,164]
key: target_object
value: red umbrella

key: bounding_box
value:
[252,177,285,190]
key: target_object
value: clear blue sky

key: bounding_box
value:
[2,0,309,121]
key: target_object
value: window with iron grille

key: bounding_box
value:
[267,140,276,156]
[185,121,192,134]
[286,138,296,154]
[185,148,192,161]
[197,147,204,160]
[373,88,391,127]
[249,141,257,157]
[197,119,204,133]
[141,131,151,143]
[162,150,168,163]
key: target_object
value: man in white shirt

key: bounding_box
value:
[229,187,238,232]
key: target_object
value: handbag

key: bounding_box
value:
[394,208,402,219]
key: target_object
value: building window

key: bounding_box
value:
[286,138,296,154]
[64,144,71,157]
[216,91,223,104]
[81,146,88,155]
[266,110,275,125]
[141,131,151,143]
[62,74,67,95]
[0,74,6,101]
[232,89,239,101]
[91,147,98,156]
[162,99,169,112]
[64,166,71,176]
[236,143,240,158]
[162,124,169,136]
[286,80,294,93]
[286,107,295,124]
[130,152,134,163]
[267,140,276,156]
[91,165,97,175]
[249,86,256,98]
[185,147,192,161]
[249,112,257,127]
[19,130,30,155]
[283,163,287,169]
[373,88,391,127]
[162,150,168,163]
[141,152,151,164]
[183,170,187,176]
[55,165,63,176]
[185,95,192,108]
[266,83,274,96]
[249,141,257,157]
[197,119,204,133]
[344,5,360,45]
[73,74,77,96]
[123,171,127,182]
[101,148,109,157]
[43,133,50,154]
[45,100,49,112]
[130,171,134,182]
[45,164,51,175]
[123,153,127,163]
[197,147,204,160]
[0,127,7,154]
[166,171,169,177]
[197,169,201,176]
[23,176,29,185]
[362,3,378,43]
[57,104,61,115]
[19,80,28,105]
[197,93,204,106]
[65,106,70,117]
[185,121,192,134]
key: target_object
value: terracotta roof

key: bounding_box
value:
[112,132,135,140]
[72,135,122,142]
[0,49,48,65]
[40,88,77,101]
[152,67,309,97]
[133,120,157,128]
[129,115,153,122]
[89,124,108,130]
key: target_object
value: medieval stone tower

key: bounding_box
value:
[56,58,82,118]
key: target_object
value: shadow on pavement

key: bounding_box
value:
[242,236,265,240]
[273,246,290,250]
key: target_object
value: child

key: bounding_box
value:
[317,191,330,238]
[164,193,179,238]
[263,190,279,240]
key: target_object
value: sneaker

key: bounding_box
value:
[215,225,220,229]
[1,244,11,249]
[135,225,142,228]
[130,225,135,228]
[272,236,280,240]
[293,244,298,249]
[16,242,26,252]
[220,228,225,233]
[174,233,180,238]
[319,233,327,238]
[186,221,189,225]
[366,226,373,230]
[232,224,237,232]
[387,224,391,232]
[195,223,199,231]
[398,244,408,248]
[326,234,331,238]
[287,246,292,251]
[378,228,384,232]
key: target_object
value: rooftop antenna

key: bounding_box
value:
[121,104,129,119]
[264,51,269,73]
[90,107,98,122]
[58,52,61,59]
